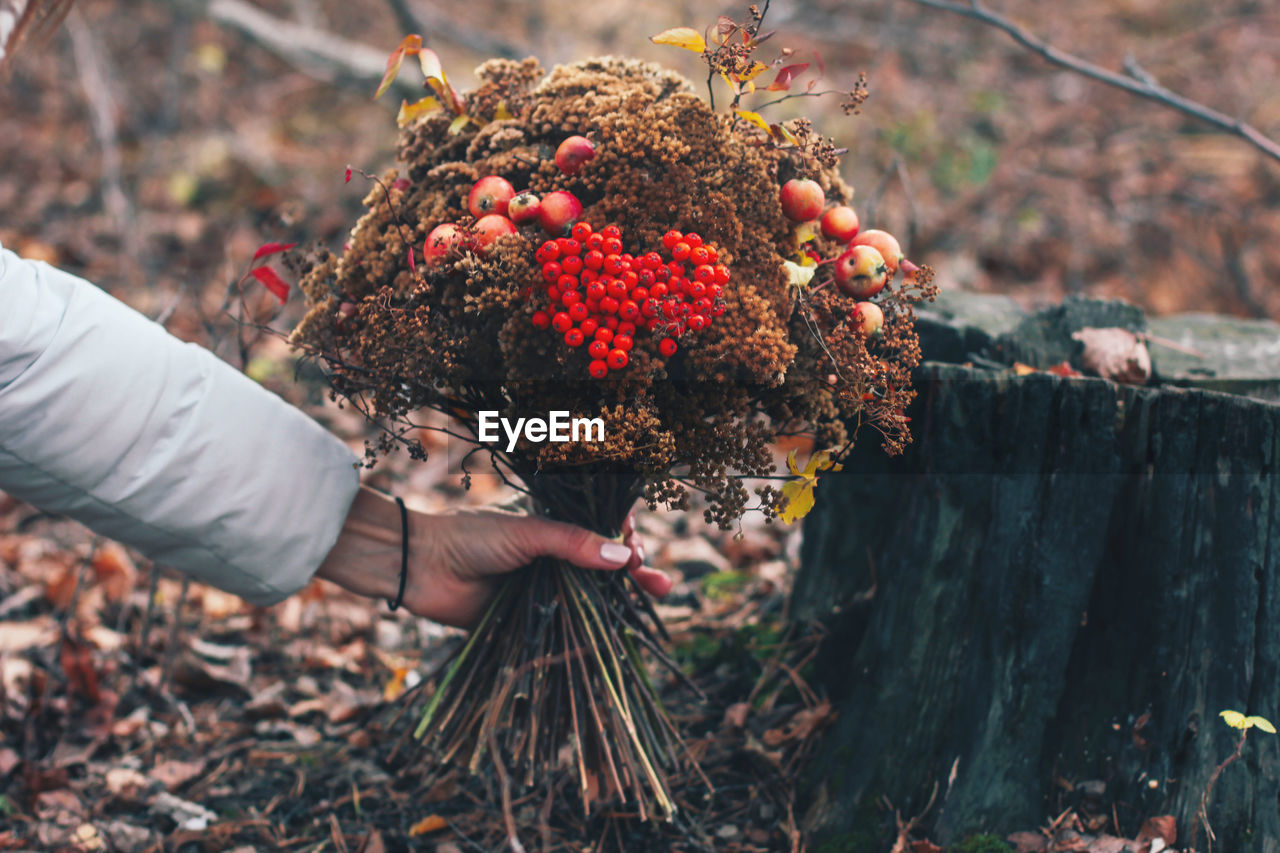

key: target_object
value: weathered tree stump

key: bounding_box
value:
[795,297,1280,851]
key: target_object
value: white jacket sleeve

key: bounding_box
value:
[0,244,361,605]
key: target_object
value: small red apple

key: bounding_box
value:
[555,135,596,176]
[467,175,515,219]
[472,214,517,254]
[851,301,884,337]
[834,244,888,298]
[507,191,542,225]
[423,223,466,268]
[538,190,583,235]
[850,229,904,276]
[821,205,860,242]
[780,178,825,223]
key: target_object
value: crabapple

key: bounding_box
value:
[820,205,860,242]
[507,191,542,225]
[779,178,824,223]
[423,223,466,267]
[467,176,515,219]
[850,229,904,276]
[851,301,884,337]
[472,214,516,254]
[834,244,888,298]
[554,135,596,176]
[538,190,584,236]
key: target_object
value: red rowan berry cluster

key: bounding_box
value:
[530,222,730,377]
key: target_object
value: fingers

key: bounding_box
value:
[513,513,670,599]
[513,516,636,570]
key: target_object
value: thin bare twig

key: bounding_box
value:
[909,0,1280,165]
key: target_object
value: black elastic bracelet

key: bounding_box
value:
[388,495,409,611]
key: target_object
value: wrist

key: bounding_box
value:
[314,485,405,602]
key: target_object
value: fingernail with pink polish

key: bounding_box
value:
[600,543,631,564]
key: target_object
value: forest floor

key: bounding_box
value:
[0,0,1271,850]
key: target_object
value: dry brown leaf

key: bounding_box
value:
[1135,815,1176,844]
[1071,327,1151,385]
[1085,836,1129,853]
[1008,831,1048,852]
[90,543,136,602]
[0,617,55,652]
[105,767,148,796]
[762,701,833,746]
[149,760,204,791]
[723,702,750,729]
[355,829,387,853]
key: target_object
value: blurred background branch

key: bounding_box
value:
[911,0,1280,165]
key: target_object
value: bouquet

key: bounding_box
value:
[290,5,934,824]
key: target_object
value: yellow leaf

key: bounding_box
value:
[777,124,800,147]
[1245,715,1277,734]
[416,47,444,81]
[786,447,802,477]
[383,666,409,701]
[409,815,448,836]
[734,108,771,135]
[374,34,423,99]
[783,259,815,289]
[1012,362,1037,376]
[397,95,442,127]
[1220,709,1248,729]
[447,114,472,135]
[738,61,769,83]
[493,100,514,121]
[778,478,815,524]
[650,26,706,54]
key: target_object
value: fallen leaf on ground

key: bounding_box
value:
[1007,831,1047,852]
[149,759,205,791]
[409,815,448,836]
[1072,327,1151,385]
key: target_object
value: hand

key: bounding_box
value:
[315,486,672,628]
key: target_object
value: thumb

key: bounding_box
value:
[515,517,635,570]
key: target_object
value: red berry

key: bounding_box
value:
[547,285,562,302]
[531,310,551,329]
[602,255,624,276]
[604,316,619,330]
[713,264,730,285]
[779,178,825,222]
[658,338,678,357]
[568,302,589,322]
[602,224,621,239]
[562,289,581,306]
[588,359,608,379]
[561,255,583,275]
[580,318,600,337]
[542,262,562,283]
[617,322,636,337]
[555,135,596,176]
[588,340,609,359]
[684,232,703,249]
[583,250,604,270]
[556,274,577,291]
[603,237,623,255]
[607,349,628,370]
[650,282,668,299]
[472,215,516,254]
[704,246,719,265]
[852,301,885,337]
[613,335,633,351]
[631,286,649,302]
[586,233,605,252]
[600,296,619,314]
[565,328,585,347]
[468,176,515,219]
[662,230,683,249]
[571,222,593,242]
[689,282,707,299]
[552,312,572,333]
[689,246,711,266]
[672,242,691,262]
[586,281,606,300]
[595,327,614,343]
[693,265,714,284]
[688,314,707,331]
[580,270,599,284]
[558,238,582,256]
[619,300,640,321]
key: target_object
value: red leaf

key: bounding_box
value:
[250,266,291,304]
[406,246,415,274]
[374,34,423,99]
[768,62,809,91]
[251,242,298,261]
